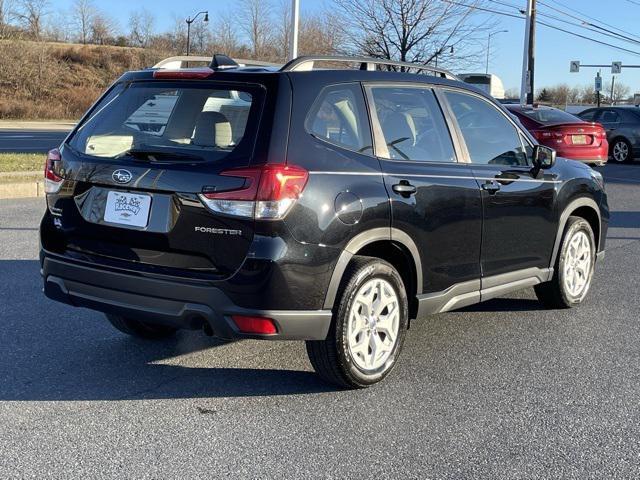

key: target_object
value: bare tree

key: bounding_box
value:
[0,0,13,38]
[239,0,272,58]
[12,0,48,40]
[332,0,497,69]
[299,14,342,57]
[604,81,631,104]
[276,0,291,61]
[72,0,94,44]
[128,7,154,48]
[90,11,115,45]
[211,13,240,55]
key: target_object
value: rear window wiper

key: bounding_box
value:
[116,148,205,163]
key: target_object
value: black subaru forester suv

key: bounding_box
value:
[41,55,608,388]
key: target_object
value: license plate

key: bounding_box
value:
[572,135,588,145]
[104,191,151,228]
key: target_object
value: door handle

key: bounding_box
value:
[392,181,417,197]
[481,181,501,194]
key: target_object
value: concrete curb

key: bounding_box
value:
[0,180,45,199]
[0,121,76,132]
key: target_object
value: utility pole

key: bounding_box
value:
[527,0,536,104]
[288,0,300,61]
[610,75,616,105]
[520,0,536,105]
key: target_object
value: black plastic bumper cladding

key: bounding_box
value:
[42,254,332,341]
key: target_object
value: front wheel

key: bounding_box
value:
[535,216,596,309]
[306,257,409,389]
[611,138,632,163]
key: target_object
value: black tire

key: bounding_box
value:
[106,314,178,339]
[535,216,596,309]
[610,138,632,163]
[306,256,409,389]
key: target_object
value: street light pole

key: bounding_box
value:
[288,0,300,61]
[486,30,508,74]
[185,11,209,56]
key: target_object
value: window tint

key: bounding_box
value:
[600,110,620,123]
[445,91,528,166]
[69,81,260,161]
[578,109,597,121]
[306,84,372,154]
[368,86,456,162]
[125,91,179,137]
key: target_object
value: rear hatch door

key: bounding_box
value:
[50,79,267,279]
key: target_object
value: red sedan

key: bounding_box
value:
[506,104,608,166]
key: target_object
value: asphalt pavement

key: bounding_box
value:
[0,124,71,153]
[1,164,639,478]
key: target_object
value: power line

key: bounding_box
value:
[489,0,640,45]
[440,0,640,56]
[543,0,640,42]
[488,0,640,46]
[537,0,640,45]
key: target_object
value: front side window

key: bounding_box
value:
[367,86,456,162]
[444,91,528,166]
[306,84,373,154]
[68,81,261,162]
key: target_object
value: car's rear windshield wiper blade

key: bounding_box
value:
[116,148,205,162]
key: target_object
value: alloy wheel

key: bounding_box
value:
[347,278,400,372]
[613,141,629,163]
[563,230,592,299]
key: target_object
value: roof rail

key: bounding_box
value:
[152,56,281,70]
[280,55,458,80]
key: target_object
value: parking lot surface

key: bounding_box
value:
[1,164,639,478]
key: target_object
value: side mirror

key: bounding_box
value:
[532,145,556,169]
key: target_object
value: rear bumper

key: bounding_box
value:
[42,253,332,341]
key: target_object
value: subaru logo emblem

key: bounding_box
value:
[112,169,132,184]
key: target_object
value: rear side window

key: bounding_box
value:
[444,91,528,166]
[306,84,373,155]
[579,109,597,121]
[600,110,619,123]
[68,81,263,162]
[367,86,456,162]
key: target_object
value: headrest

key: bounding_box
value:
[192,111,232,148]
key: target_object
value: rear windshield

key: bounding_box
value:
[67,81,264,162]
[518,108,580,125]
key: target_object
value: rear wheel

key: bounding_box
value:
[611,138,632,163]
[106,314,178,339]
[306,257,408,388]
[535,216,596,309]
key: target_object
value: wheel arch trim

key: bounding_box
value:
[550,197,601,268]
[323,228,423,309]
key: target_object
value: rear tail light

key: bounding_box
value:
[44,149,63,194]
[231,315,278,334]
[199,164,308,220]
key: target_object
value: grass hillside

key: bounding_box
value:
[0,40,169,120]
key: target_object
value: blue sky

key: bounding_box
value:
[50,0,640,93]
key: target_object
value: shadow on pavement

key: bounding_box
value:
[0,260,334,401]
[459,297,543,313]
[609,211,640,229]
